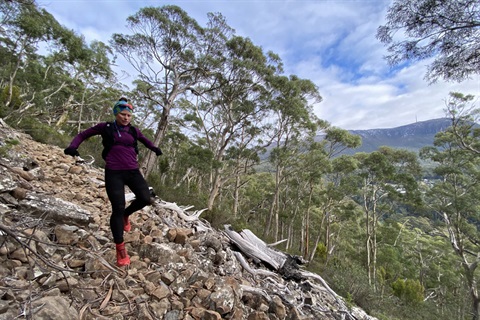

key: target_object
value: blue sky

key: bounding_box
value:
[39,0,479,130]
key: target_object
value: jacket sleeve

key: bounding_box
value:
[135,128,158,150]
[68,123,106,149]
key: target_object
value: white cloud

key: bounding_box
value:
[38,0,480,130]
[313,62,480,130]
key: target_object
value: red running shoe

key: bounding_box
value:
[123,215,131,232]
[115,242,130,267]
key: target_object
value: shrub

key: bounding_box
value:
[0,85,23,117]
[315,242,328,264]
[6,116,69,147]
[391,278,424,304]
[321,263,379,313]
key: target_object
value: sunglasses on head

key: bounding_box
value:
[117,102,133,111]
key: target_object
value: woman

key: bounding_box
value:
[64,98,162,266]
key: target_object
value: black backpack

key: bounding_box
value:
[101,122,138,160]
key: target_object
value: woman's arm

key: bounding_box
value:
[67,122,106,149]
[135,128,162,155]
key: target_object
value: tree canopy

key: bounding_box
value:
[377,0,480,83]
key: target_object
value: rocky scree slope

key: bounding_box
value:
[0,120,376,320]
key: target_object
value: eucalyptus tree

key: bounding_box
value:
[180,36,280,211]
[443,92,480,154]
[111,6,231,176]
[170,137,215,196]
[264,75,322,241]
[311,128,362,259]
[310,154,362,263]
[52,40,118,130]
[377,0,480,82]
[378,216,466,316]
[420,92,480,320]
[226,131,264,218]
[421,140,480,320]
[237,171,275,229]
[295,128,361,259]
[351,147,421,291]
[0,0,28,32]
[0,1,116,127]
[0,1,61,109]
[294,140,329,257]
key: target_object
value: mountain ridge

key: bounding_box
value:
[341,118,452,154]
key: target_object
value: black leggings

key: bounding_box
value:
[105,169,152,244]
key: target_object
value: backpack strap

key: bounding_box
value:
[129,126,139,155]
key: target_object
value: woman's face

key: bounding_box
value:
[115,111,132,126]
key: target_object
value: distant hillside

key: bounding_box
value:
[260,118,453,162]
[339,118,452,155]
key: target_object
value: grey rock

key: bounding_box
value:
[31,296,78,320]
[19,193,92,226]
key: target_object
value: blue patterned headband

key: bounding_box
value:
[113,100,134,115]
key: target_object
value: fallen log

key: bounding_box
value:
[224,225,360,320]
[223,225,286,270]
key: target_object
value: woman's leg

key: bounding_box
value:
[105,169,126,244]
[124,169,152,216]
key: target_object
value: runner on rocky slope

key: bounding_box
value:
[63,97,162,266]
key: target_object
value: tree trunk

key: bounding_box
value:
[309,230,323,263]
[264,165,281,239]
[364,190,372,286]
[274,192,280,242]
[470,289,479,320]
[5,38,27,109]
[207,170,221,211]
[303,187,313,258]
[55,94,74,128]
[463,260,480,320]
[325,212,331,255]
[141,106,170,176]
[372,215,378,292]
